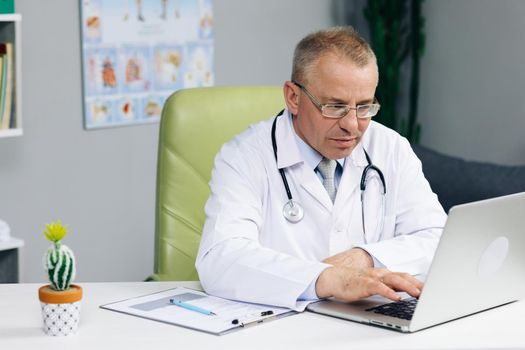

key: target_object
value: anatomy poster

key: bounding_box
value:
[80,0,214,129]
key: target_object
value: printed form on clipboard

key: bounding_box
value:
[100,287,296,335]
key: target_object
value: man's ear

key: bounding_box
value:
[283,81,299,115]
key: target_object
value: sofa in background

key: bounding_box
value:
[412,144,525,212]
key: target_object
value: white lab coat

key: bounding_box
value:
[196,109,447,311]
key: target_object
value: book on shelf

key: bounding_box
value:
[0,0,14,14]
[0,42,13,130]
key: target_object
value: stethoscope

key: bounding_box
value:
[271,110,387,237]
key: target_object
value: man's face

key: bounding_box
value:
[286,54,379,160]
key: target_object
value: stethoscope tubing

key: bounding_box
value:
[271,110,294,202]
[271,112,386,238]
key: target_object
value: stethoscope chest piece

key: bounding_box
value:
[283,200,304,223]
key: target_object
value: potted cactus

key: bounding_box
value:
[38,220,82,336]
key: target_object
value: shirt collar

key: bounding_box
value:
[289,113,345,170]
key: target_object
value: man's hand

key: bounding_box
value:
[322,247,374,270]
[317,248,423,302]
[315,266,423,302]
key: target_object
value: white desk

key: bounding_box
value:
[1,281,523,349]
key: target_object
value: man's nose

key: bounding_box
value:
[337,108,359,132]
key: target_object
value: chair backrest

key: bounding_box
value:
[150,86,285,281]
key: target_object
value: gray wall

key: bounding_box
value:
[3,0,524,284]
[419,0,525,165]
[0,0,333,283]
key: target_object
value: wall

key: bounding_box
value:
[0,0,333,283]
[419,0,525,165]
[8,0,522,284]
[215,0,333,85]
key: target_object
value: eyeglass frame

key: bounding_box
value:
[292,80,381,119]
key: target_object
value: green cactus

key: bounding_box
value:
[42,220,76,291]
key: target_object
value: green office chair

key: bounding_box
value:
[148,86,285,281]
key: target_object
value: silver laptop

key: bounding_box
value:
[306,191,525,332]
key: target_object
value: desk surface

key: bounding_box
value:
[1,281,523,350]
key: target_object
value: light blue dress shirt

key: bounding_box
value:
[290,114,383,301]
[291,120,345,189]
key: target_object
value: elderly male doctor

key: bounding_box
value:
[196,26,447,311]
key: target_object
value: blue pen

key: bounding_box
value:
[169,298,217,316]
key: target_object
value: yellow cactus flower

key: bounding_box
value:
[43,220,68,242]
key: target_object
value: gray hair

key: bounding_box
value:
[291,26,376,84]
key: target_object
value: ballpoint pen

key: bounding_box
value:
[231,310,274,325]
[169,298,217,316]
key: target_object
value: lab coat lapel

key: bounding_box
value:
[275,111,333,211]
[299,164,333,211]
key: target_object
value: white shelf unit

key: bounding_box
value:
[0,237,23,251]
[0,14,21,138]
[0,236,23,283]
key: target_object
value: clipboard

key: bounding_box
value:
[100,287,296,335]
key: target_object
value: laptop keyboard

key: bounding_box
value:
[365,297,418,320]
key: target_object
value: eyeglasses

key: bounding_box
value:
[292,81,380,119]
